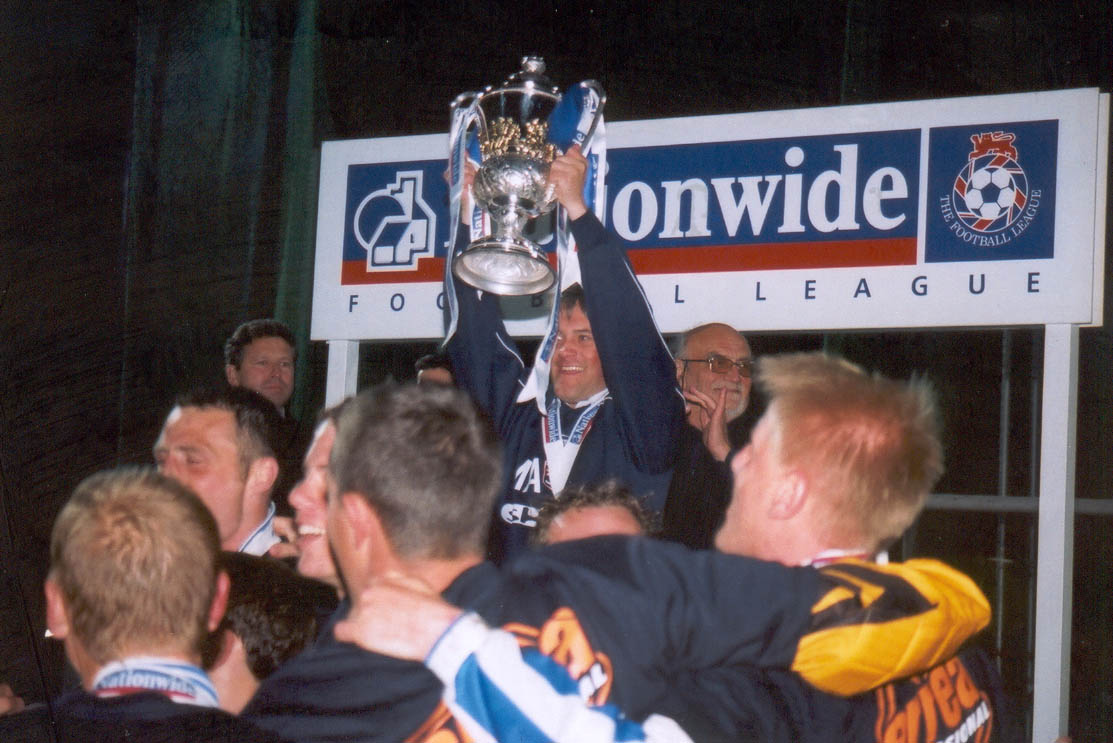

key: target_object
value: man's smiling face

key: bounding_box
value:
[550,304,606,405]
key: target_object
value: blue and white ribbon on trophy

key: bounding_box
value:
[443,92,483,342]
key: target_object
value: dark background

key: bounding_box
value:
[1,0,1110,739]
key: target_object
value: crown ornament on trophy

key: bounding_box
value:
[450,57,605,295]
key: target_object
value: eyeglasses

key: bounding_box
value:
[678,354,753,378]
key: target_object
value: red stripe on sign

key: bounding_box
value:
[342,254,559,285]
[340,237,916,284]
[341,258,446,285]
[626,237,917,274]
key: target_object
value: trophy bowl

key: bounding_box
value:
[472,153,553,217]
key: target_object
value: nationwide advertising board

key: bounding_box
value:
[311,88,1108,341]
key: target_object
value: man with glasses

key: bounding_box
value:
[664,323,758,548]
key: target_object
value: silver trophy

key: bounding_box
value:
[451,57,604,295]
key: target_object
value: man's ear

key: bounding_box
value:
[341,492,400,574]
[225,364,240,387]
[340,492,376,546]
[674,358,685,385]
[246,456,279,502]
[44,579,70,641]
[207,570,231,633]
[768,469,808,521]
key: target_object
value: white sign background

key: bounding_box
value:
[311,88,1107,341]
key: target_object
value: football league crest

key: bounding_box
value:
[925,119,1056,263]
[951,132,1029,234]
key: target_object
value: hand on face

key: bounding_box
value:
[683,386,732,462]
[267,516,300,559]
[677,326,752,430]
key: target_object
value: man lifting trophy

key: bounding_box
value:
[443,59,684,562]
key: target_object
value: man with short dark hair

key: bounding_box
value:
[224,318,307,514]
[533,479,656,545]
[224,319,297,410]
[446,147,683,561]
[244,384,504,741]
[663,322,759,549]
[154,386,282,555]
[44,467,278,742]
[202,552,337,714]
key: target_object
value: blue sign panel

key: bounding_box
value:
[925,120,1058,263]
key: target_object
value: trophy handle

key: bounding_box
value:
[451,91,487,144]
[573,80,607,151]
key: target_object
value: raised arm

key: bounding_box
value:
[550,147,683,475]
[444,163,530,433]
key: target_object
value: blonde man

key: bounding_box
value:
[44,467,277,742]
[715,351,942,564]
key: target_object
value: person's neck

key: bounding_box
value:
[557,388,607,410]
[372,553,484,595]
[223,503,272,552]
[84,651,197,691]
[806,546,874,566]
[207,642,259,715]
[761,526,829,567]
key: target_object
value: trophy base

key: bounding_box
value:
[453,236,555,296]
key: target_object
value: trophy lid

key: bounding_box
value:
[497,56,560,98]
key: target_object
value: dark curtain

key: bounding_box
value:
[118,0,326,458]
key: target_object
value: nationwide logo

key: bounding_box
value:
[925,120,1056,263]
[949,132,1032,236]
[341,164,449,285]
[603,130,922,274]
[353,171,436,270]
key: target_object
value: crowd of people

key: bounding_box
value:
[0,146,1027,742]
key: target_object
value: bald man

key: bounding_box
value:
[663,323,759,548]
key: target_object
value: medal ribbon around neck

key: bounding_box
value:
[543,387,608,494]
